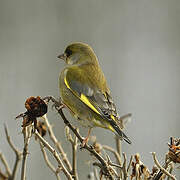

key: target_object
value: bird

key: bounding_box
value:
[58,42,131,146]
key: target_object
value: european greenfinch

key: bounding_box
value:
[58,42,131,145]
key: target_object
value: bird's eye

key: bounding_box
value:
[65,49,73,57]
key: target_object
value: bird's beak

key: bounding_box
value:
[57,53,67,61]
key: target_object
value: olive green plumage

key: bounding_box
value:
[58,42,131,144]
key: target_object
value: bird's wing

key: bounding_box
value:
[63,67,131,144]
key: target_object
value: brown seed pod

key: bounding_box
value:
[168,137,180,164]
[25,96,48,118]
[16,96,48,129]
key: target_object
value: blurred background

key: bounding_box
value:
[0,0,180,179]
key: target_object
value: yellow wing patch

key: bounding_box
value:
[80,94,100,115]
[110,114,115,120]
[64,76,100,115]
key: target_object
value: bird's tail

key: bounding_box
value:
[109,118,132,144]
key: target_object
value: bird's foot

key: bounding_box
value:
[80,128,92,149]
[80,137,89,149]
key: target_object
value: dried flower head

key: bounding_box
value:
[25,96,48,118]
[168,137,180,163]
[16,96,48,129]
[131,153,151,179]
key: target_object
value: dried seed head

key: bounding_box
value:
[25,96,48,118]
[168,150,180,163]
[16,96,48,129]
[168,137,180,163]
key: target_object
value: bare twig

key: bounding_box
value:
[102,145,122,166]
[122,153,128,180]
[106,155,120,178]
[21,126,31,180]
[167,162,174,180]
[65,126,79,180]
[115,136,123,179]
[152,152,176,180]
[115,136,122,165]
[127,155,133,174]
[42,115,72,171]
[72,133,78,180]
[0,169,8,179]
[34,130,73,180]
[4,125,22,180]
[0,153,11,177]
[93,167,99,180]
[39,142,60,180]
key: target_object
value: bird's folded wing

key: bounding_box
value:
[64,68,118,121]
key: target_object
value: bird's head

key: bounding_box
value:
[58,42,97,65]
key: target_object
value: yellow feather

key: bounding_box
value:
[64,76,101,115]
[107,124,115,132]
[110,114,115,120]
[80,94,100,115]
[64,77,70,89]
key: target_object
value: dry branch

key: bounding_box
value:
[34,130,73,180]
[21,126,31,180]
[4,125,22,180]
[0,153,11,177]
[42,115,72,172]
[39,142,60,180]
[152,152,176,180]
